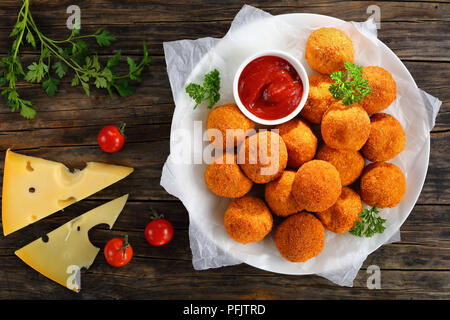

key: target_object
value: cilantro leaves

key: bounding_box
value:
[350,206,387,238]
[329,61,372,106]
[186,69,221,109]
[0,0,151,119]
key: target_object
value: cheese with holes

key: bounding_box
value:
[2,150,133,235]
[15,195,129,292]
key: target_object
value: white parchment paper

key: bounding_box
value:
[160,5,442,286]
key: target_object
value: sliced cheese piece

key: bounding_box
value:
[15,194,129,292]
[2,150,134,235]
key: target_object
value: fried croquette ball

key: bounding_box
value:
[265,171,303,217]
[321,101,371,151]
[305,27,354,75]
[316,144,365,186]
[362,113,406,162]
[206,103,255,150]
[276,118,318,168]
[204,152,253,198]
[224,196,273,244]
[300,75,336,124]
[316,187,362,234]
[361,66,397,114]
[274,212,325,262]
[292,160,342,212]
[238,131,288,184]
[360,162,406,208]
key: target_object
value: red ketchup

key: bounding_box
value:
[238,55,303,120]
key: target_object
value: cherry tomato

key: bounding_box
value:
[98,124,125,153]
[104,235,133,267]
[145,218,174,246]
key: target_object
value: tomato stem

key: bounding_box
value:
[150,208,164,220]
[119,123,127,135]
[116,235,130,259]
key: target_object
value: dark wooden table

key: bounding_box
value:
[0,0,448,300]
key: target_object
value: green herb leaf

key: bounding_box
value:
[186,69,221,109]
[52,61,68,78]
[81,80,90,97]
[329,62,371,106]
[107,51,121,69]
[19,102,36,119]
[24,62,47,83]
[42,77,59,96]
[25,30,36,49]
[186,83,206,109]
[95,28,116,47]
[113,80,134,97]
[349,206,386,238]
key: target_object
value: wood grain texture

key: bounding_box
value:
[0,0,448,299]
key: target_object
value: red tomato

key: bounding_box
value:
[98,124,125,153]
[145,218,174,246]
[104,236,133,267]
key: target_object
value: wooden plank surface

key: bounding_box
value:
[0,0,448,299]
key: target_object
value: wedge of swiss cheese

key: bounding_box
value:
[15,195,129,292]
[2,150,134,235]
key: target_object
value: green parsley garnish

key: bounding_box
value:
[350,206,387,238]
[329,61,372,106]
[186,69,221,109]
[0,0,151,119]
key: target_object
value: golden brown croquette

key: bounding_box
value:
[316,187,362,234]
[300,74,337,124]
[362,113,406,162]
[264,170,303,217]
[206,103,255,150]
[276,118,318,168]
[360,162,406,208]
[361,66,397,115]
[321,101,371,151]
[305,27,354,75]
[238,130,288,184]
[315,144,365,186]
[274,212,325,262]
[292,160,342,212]
[224,196,273,244]
[204,152,253,198]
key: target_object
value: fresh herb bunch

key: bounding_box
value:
[0,0,151,119]
[329,61,372,106]
[186,69,221,109]
[350,206,386,238]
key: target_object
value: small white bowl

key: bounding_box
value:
[233,50,310,126]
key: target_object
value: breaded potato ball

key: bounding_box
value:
[316,144,365,186]
[264,170,303,217]
[300,74,336,124]
[274,212,325,262]
[360,162,406,208]
[204,152,253,198]
[316,187,362,234]
[276,118,318,168]
[362,113,406,162]
[206,103,255,150]
[292,160,342,212]
[238,130,288,184]
[305,27,354,75]
[321,101,371,151]
[224,196,273,244]
[361,66,397,114]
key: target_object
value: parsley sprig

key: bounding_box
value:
[329,61,372,106]
[350,206,387,238]
[0,0,151,119]
[186,69,221,109]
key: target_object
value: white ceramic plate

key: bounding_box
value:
[170,13,430,275]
